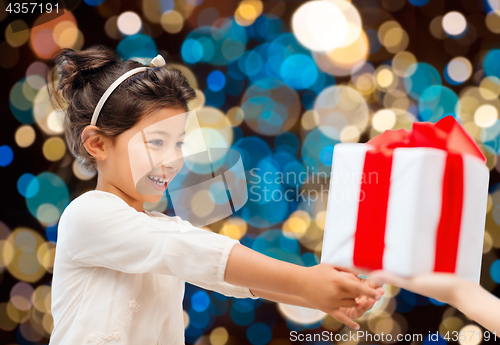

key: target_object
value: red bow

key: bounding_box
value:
[366,115,485,162]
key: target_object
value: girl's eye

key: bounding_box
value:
[148,139,164,147]
[175,141,185,148]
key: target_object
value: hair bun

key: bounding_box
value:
[50,45,119,102]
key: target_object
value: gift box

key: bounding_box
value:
[320,116,489,284]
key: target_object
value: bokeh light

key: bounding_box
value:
[485,50,500,80]
[475,104,498,128]
[292,0,348,52]
[0,145,14,167]
[117,11,143,36]
[442,11,467,36]
[445,57,472,84]
[372,109,397,132]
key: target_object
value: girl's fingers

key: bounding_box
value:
[334,266,360,275]
[340,279,381,300]
[330,309,360,330]
[339,271,359,280]
[339,290,363,299]
[340,271,385,294]
[339,298,357,308]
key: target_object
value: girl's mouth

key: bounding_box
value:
[147,175,170,191]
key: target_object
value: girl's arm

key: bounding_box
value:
[249,281,382,319]
[249,288,312,308]
[224,243,308,296]
[369,270,500,334]
[225,243,383,329]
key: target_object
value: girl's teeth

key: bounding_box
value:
[148,175,171,185]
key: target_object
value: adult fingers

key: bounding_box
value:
[363,276,385,289]
[368,270,410,289]
[357,296,376,312]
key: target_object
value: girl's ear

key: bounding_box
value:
[82,125,108,161]
[81,125,97,143]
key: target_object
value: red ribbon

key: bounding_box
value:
[352,116,485,272]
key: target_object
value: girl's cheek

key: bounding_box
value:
[127,134,154,188]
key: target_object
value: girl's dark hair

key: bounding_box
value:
[47,44,196,172]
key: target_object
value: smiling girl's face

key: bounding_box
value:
[127,108,188,199]
[85,106,188,212]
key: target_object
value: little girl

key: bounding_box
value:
[46,45,384,345]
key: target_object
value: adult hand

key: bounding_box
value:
[368,270,461,305]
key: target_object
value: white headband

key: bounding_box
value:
[89,54,167,126]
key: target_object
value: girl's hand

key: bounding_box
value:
[368,270,462,305]
[298,263,383,329]
[334,271,385,324]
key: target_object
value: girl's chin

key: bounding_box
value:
[135,177,167,198]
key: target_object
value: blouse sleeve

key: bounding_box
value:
[60,193,244,286]
[148,212,259,299]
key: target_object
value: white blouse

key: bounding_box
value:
[49,190,258,345]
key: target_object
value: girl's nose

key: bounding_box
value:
[160,148,184,170]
